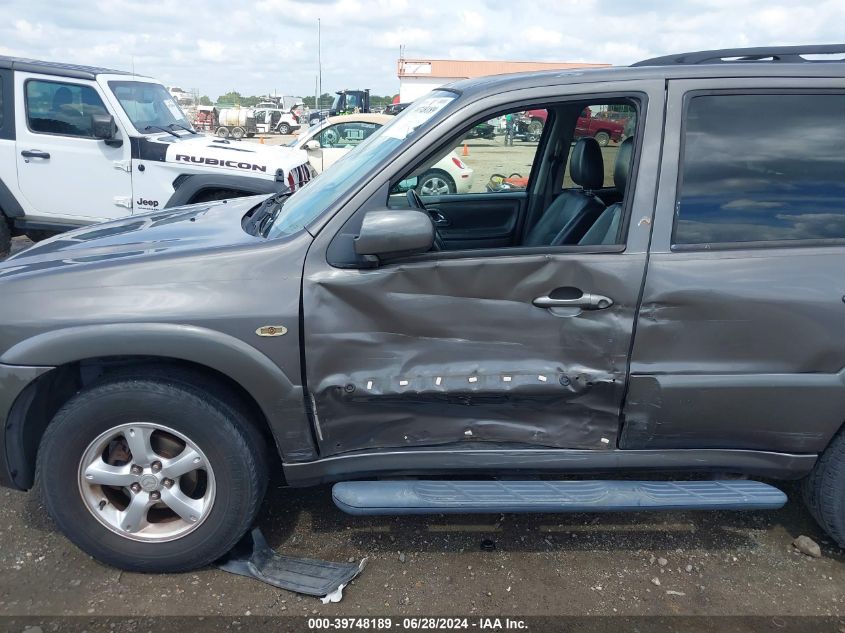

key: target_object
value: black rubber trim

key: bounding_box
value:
[13,218,86,232]
[0,175,24,218]
[166,174,285,207]
[0,55,133,80]
[0,68,14,141]
[129,137,168,162]
[282,446,818,486]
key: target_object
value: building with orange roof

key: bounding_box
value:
[397,58,609,103]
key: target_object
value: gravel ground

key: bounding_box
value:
[0,480,843,617]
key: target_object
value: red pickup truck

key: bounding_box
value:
[522,107,626,146]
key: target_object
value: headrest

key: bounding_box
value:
[569,137,604,191]
[614,137,634,193]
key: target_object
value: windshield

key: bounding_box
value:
[266,91,457,238]
[109,81,192,133]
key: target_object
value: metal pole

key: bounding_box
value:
[317,18,323,110]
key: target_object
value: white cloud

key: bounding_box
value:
[0,0,843,100]
[197,40,226,62]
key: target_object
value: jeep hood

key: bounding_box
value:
[145,133,309,175]
[0,196,270,278]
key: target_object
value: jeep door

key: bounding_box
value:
[301,80,665,457]
[14,73,132,222]
[624,77,845,454]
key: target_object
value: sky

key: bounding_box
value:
[1,0,844,99]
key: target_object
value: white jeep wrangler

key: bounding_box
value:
[0,56,314,256]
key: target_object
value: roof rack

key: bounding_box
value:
[632,44,845,67]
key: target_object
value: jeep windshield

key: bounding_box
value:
[266,91,457,238]
[108,81,194,134]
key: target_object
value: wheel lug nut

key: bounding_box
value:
[150,491,161,500]
[151,461,162,473]
[130,465,143,475]
[130,483,141,493]
[163,479,174,488]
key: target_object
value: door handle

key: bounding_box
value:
[21,150,50,160]
[533,290,614,310]
[428,210,451,227]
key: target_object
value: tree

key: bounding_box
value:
[216,91,244,106]
[198,95,213,106]
[302,93,334,109]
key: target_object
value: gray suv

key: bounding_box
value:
[1,45,845,572]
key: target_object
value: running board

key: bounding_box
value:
[332,480,787,515]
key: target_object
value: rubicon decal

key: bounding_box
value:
[174,155,267,172]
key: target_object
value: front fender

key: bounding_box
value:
[1,323,314,461]
[167,174,288,207]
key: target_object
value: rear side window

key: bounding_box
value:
[0,80,3,127]
[25,80,108,138]
[674,93,845,245]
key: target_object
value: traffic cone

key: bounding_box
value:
[462,143,469,156]
[260,136,265,144]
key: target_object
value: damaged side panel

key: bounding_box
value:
[624,249,845,452]
[303,252,648,455]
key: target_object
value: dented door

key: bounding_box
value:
[303,251,649,455]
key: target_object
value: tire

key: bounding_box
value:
[594,131,611,147]
[277,123,291,135]
[37,378,267,572]
[527,120,543,142]
[216,126,229,138]
[802,426,845,548]
[231,126,245,140]
[0,215,10,259]
[417,170,456,197]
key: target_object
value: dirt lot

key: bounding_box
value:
[1,147,844,624]
[1,479,844,619]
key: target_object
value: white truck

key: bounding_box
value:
[0,56,315,256]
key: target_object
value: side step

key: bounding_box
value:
[332,480,787,516]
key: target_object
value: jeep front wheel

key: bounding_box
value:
[37,378,266,572]
[0,216,10,259]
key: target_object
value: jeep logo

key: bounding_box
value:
[136,198,159,208]
[174,155,268,173]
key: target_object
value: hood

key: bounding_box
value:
[0,195,269,279]
[141,133,309,176]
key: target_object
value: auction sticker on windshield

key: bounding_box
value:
[163,98,184,121]
[383,96,455,140]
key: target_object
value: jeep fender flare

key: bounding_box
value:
[0,175,25,219]
[0,323,312,459]
[166,174,288,208]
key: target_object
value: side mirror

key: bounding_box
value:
[354,209,434,263]
[91,113,117,140]
[304,139,320,151]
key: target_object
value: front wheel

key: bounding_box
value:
[37,378,266,572]
[0,216,10,259]
[417,170,456,197]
